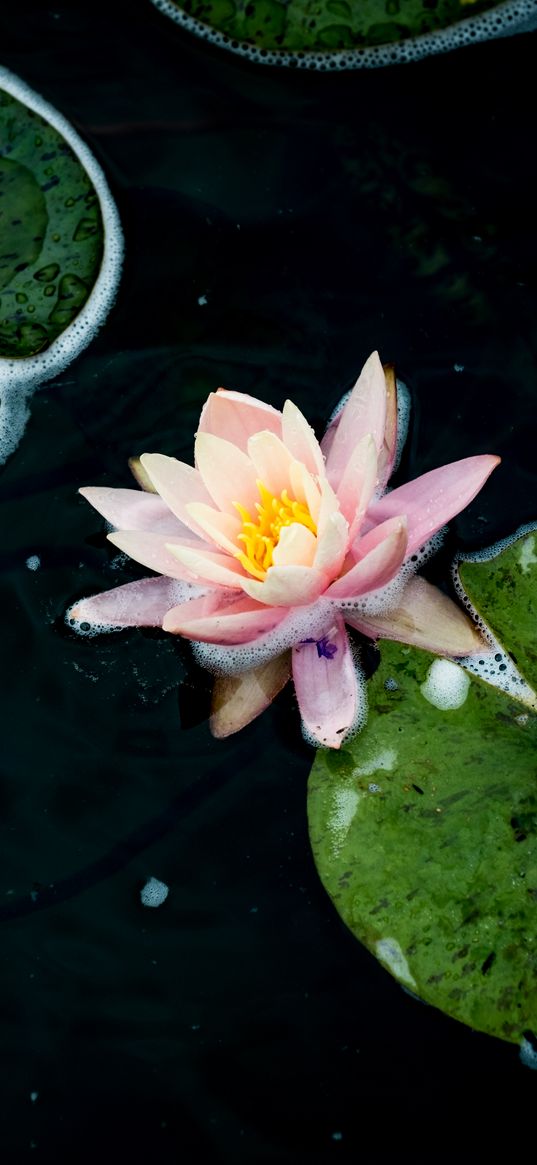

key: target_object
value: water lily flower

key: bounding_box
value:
[69,352,499,747]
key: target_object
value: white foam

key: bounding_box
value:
[352,748,397,777]
[328,787,362,853]
[519,1038,537,1070]
[453,524,537,710]
[375,938,417,990]
[140,877,169,908]
[421,659,470,711]
[393,378,411,473]
[149,0,537,71]
[25,555,41,571]
[0,67,124,464]
[335,532,444,615]
[192,599,335,676]
[518,535,537,575]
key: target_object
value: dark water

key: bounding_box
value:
[1,2,536,1160]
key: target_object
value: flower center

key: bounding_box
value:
[233,480,317,581]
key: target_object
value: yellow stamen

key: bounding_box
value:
[233,479,317,580]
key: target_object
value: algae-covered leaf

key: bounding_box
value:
[0,80,104,357]
[455,526,537,696]
[308,529,537,1044]
[0,68,122,462]
[149,0,536,67]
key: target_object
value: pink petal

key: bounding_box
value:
[163,592,286,642]
[108,530,204,581]
[68,576,202,628]
[281,399,325,477]
[198,388,282,450]
[315,476,340,539]
[139,454,214,539]
[272,523,317,568]
[289,461,322,524]
[335,433,378,533]
[314,511,349,578]
[320,410,340,463]
[247,431,294,497]
[240,565,326,607]
[79,487,189,537]
[326,517,407,600]
[325,352,387,489]
[345,576,486,655]
[210,653,291,738]
[166,542,247,588]
[194,432,260,514]
[192,602,330,676]
[367,455,501,556]
[292,616,363,748]
[185,502,241,554]
[311,478,348,578]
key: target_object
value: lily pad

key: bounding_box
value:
[150,0,537,68]
[0,67,123,462]
[0,85,104,357]
[308,528,537,1044]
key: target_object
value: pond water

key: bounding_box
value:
[1,1,536,1160]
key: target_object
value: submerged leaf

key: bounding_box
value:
[0,86,103,357]
[308,530,537,1044]
[150,0,537,67]
[0,68,123,464]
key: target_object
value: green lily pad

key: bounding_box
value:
[0,85,104,358]
[456,529,537,696]
[0,69,123,464]
[150,0,534,66]
[308,528,537,1044]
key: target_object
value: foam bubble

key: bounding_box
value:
[394,378,411,472]
[328,787,362,853]
[0,67,124,464]
[149,0,537,71]
[65,613,125,638]
[519,1037,537,1070]
[336,532,444,617]
[453,524,537,711]
[140,877,169,908]
[518,535,537,575]
[192,599,334,676]
[375,938,417,989]
[421,659,470,711]
[352,748,397,777]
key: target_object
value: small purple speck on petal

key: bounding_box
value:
[317,636,338,660]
